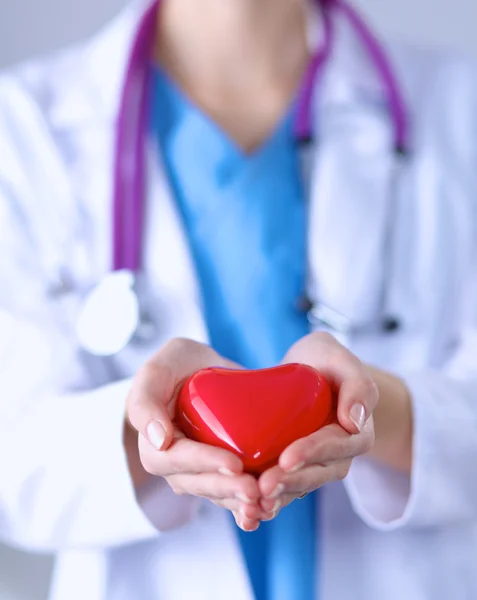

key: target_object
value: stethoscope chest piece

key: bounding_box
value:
[76,270,140,356]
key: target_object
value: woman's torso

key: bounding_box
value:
[1,3,477,599]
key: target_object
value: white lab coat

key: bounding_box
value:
[0,1,476,599]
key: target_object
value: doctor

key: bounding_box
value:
[0,0,476,599]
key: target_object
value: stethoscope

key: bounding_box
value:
[76,0,409,357]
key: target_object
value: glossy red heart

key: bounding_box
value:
[176,363,333,475]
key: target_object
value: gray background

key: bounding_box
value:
[1,0,477,69]
[0,1,476,599]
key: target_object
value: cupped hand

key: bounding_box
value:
[126,338,262,531]
[258,332,378,519]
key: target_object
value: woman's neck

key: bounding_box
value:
[154,0,310,151]
[156,0,308,88]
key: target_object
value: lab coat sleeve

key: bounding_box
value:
[344,286,477,530]
[0,77,198,552]
[0,247,199,554]
[344,56,477,531]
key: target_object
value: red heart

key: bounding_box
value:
[176,363,333,475]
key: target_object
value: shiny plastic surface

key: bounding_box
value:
[176,363,333,475]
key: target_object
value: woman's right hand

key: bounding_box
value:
[126,338,263,531]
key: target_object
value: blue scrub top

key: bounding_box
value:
[151,69,318,600]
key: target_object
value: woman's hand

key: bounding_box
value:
[125,338,262,531]
[258,332,378,518]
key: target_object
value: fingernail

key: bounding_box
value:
[147,421,166,450]
[269,499,281,513]
[285,461,305,474]
[236,493,255,504]
[243,520,259,532]
[219,468,236,477]
[266,483,285,499]
[350,403,366,432]
[262,509,279,522]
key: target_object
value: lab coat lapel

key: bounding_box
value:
[305,11,397,328]
[50,0,155,127]
[111,140,210,377]
[143,141,210,343]
[159,506,256,600]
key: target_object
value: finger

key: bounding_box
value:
[148,338,240,393]
[283,333,378,434]
[278,422,374,471]
[259,461,351,501]
[259,462,332,499]
[336,376,379,435]
[138,433,244,476]
[279,461,351,494]
[210,498,264,521]
[127,338,239,451]
[165,472,260,504]
[283,332,362,383]
[260,492,322,521]
[233,512,261,532]
[127,361,176,451]
[260,493,296,514]
[258,464,289,499]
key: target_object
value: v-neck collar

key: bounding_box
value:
[151,67,297,186]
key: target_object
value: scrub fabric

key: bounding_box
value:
[151,69,318,600]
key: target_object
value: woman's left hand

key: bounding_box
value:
[258,332,378,520]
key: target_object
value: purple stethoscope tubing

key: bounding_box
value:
[113,0,409,274]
